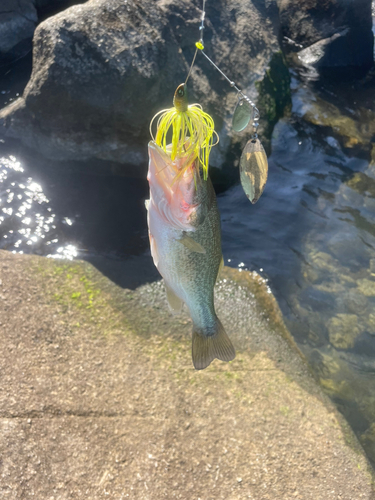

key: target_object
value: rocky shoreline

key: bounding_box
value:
[0,250,373,498]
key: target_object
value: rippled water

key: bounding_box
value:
[1,55,375,464]
[219,77,375,464]
[0,155,78,259]
[0,151,149,260]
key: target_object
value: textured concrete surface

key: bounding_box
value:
[0,250,373,499]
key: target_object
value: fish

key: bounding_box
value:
[146,140,235,370]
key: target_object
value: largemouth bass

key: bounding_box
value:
[146,141,235,370]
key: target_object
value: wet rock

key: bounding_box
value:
[0,0,280,167]
[309,348,341,379]
[327,313,359,349]
[292,84,375,154]
[296,27,374,71]
[278,0,348,48]
[278,0,373,69]
[293,90,364,147]
[0,0,37,63]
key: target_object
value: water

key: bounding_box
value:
[0,151,149,260]
[219,76,375,464]
[1,56,375,464]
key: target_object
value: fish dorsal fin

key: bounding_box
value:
[178,233,206,254]
[165,281,184,313]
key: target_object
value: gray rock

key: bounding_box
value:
[0,0,280,167]
[0,0,89,64]
[0,0,37,62]
[278,0,373,68]
[297,27,373,70]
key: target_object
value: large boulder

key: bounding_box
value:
[278,0,374,69]
[0,0,281,167]
[0,0,38,62]
[0,0,86,64]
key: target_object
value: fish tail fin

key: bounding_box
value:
[192,317,235,370]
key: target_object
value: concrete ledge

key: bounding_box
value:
[0,250,373,499]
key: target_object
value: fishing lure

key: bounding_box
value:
[192,0,269,203]
[149,83,218,182]
[239,137,268,203]
[150,0,268,201]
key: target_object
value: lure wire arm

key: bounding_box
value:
[188,0,260,138]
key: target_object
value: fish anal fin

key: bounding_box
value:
[178,234,206,254]
[192,317,235,370]
[165,282,184,314]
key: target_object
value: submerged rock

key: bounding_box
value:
[0,0,281,167]
[358,278,375,297]
[328,314,360,349]
[292,84,375,151]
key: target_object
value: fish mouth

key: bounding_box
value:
[147,141,202,231]
[148,141,199,185]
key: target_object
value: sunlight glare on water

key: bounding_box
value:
[0,155,78,260]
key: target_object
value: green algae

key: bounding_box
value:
[256,52,292,121]
[255,51,292,150]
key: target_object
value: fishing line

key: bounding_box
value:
[185,0,206,84]
[187,0,260,137]
[185,0,268,203]
[185,47,198,85]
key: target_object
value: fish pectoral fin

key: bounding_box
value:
[178,233,206,254]
[192,317,235,370]
[145,199,150,211]
[165,282,184,314]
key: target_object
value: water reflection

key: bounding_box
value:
[0,155,78,259]
[0,151,150,262]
